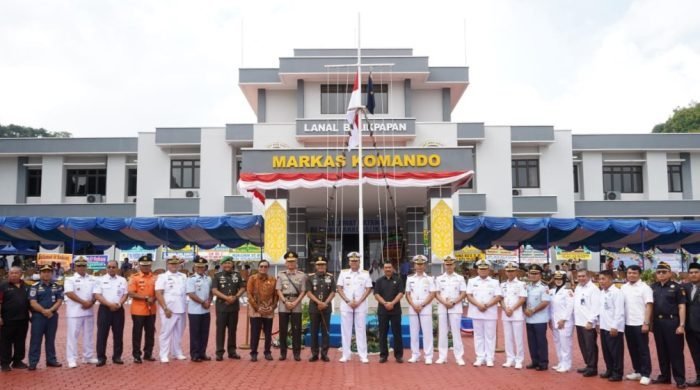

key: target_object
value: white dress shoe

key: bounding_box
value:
[408,357,418,363]
[435,359,446,364]
[473,360,483,367]
[425,359,432,365]
[175,355,187,361]
[68,361,77,369]
[486,361,494,367]
[626,373,642,380]
[502,361,513,368]
[639,377,651,385]
[339,356,348,363]
[457,359,466,366]
[514,362,523,369]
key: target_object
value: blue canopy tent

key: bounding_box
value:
[454,217,700,254]
[0,216,263,251]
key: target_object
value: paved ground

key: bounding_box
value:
[2,303,698,389]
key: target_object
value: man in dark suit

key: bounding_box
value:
[684,262,700,387]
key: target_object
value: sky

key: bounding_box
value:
[0,0,699,138]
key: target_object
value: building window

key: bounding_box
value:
[668,165,683,193]
[511,159,540,188]
[127,169,137,196]
[603,165,643,193]
[321,83,389,114]
[66,169,106,196]
[27,169,42,197]
[170,160,200,189]
[573,165,579,193]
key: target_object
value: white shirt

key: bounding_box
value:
[599,285,625,331]
[501,278,528,321]
[94,274,127,304]
[63,273,97,317]
[466,276,502,320]
[337,269,372,313]
[573,280,601,327]
[155,270,188,314]
[406,273,437,315]
[620,281,653,326]
[549,286,574,325]
[435,272,466,314]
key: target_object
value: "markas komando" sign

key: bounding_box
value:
[272,154,440,169]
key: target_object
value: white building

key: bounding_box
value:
[1,48,699,268]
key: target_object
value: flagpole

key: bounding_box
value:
[357,14,364,266]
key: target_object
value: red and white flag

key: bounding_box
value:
[346,72,362,150]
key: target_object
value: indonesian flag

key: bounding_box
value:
[346,72,362,150]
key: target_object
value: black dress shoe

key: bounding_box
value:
[134,357,143,364]
[379,357,388,363]
[96,360,106,367]
[229,353,241,360]
[144,356,156,362]
[309,356,319,362]
[264,353,273,361]
[608,377,623,382]
[396,357,404,363]
[652,378,672,385]
[192,358,202,363]
[251,355,258,362]
[582,370,598,377]
[202,356,211,361]
[688,380,700,387]
[216,356,223,361]
[677,384,688,389]
[535,366,548,371]
[576,368,588,373]
[321,356,330,362]
[113,358,124,365]
[28,365,36,371]
[46,361,62,368]
[294,355,301,362]
[525,363,538,369]
[600,372,611,379]
[1,365,11,372]
[279,354,286,361]
[12,362,28,369]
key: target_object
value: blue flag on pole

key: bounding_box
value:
[366,74,375,114]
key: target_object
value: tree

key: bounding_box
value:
[0,124,72,138]
[652,102,700,133]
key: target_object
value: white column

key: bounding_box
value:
[200,127,231,216]
[41,155,64,204]
[478,126,512,216]
[0,158,19,203]
[692,152,700,198]
[106,155,127,203]
[645,152,668,200]
[136,133,169,216]
[540,130,575,217]
[581,152,603,201]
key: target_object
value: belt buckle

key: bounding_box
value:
[658,315,663,319]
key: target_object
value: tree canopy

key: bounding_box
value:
[0,124,72,138]
[652,102,700,133]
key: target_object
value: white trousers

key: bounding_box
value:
[66,316,95,363]
[502,320,525,364]
[472,319,496,362]
[340,310,367,359]
[409,314,434,359]
[159,310,185,360]
[551,322,574,370]
[438,312,463,361]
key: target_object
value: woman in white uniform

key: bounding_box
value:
[549,270,574,373]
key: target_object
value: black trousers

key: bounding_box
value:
[215,310,239,358]
[96,305,124,361]
[687,329,700,380]
[378,313,403,359]
[0,319,29,366]
[309,311,331,357]
[28,313,58,366]
[601,329,624,378]
[131,314,155,359]
[278,312,302,356]
[526,322,548,368]
[654,319,686,385]
[576,325,598,371]
[625,325,651,377]
[188,313,210,360]
[250,317,273,356]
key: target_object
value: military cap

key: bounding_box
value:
[553,270,567,279]
[193,257,208,267]
[73,256,88,267]
[347,251,361,259]
[689,262,700,271]
[475,259,491,269]
[284,251,299,261]
[315,256,328,265]
[39,264,53,272]
[656,261,671,271]
[443,255,456,265]
[528,264,543,273]
[412,254,428,264]
[166,256,180,265]
[220,256,233,264]
[138,255,152,266]
[504,262,518,271]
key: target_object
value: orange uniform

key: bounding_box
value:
[128,272,157,316]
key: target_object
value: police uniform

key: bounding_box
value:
[337,251,373,363]
[548,271,574,373]
[64,257,98,367]
[524,264,551,370]
[466,259,502,366]
[573,273,601,375]
[28,265,64,369]
[405,255,436,364]
[500,261,527,368]
[0,272,30,370]
[651,261,686,387]
[276,251,308,361]
[211,257,245,360]
[306,256,336,362]
[684,262,700,387]
[155,256,187,362]
[128,256,157,363]
[94,265,128,365]
[435,256,467,365]
[186,257,212,362]
[598,273,625,381]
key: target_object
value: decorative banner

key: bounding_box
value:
[81,255,108,271]
[37,253,72,268]
[264,199,287,264]
[519,245,548,264]
[607,252,642,268]
[120,246,156,263]
[161,245,197,261]
[430,198,454,263]
[485,247,518,264]
[652,253,682,272]
[455,246,485,261]
[199,243,263,262]
[555,247,592,261]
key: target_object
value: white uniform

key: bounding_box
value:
[64,273,98,365]
[155,270,187,361]
[336,269,372,360]
[467,275,502,364]
[435,272,467,362]
[549,286,574,371]
[500,278,527,365]
[406,273,437,361]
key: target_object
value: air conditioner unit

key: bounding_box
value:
[185,190,199,198]
[512,189,521,196]
[604,191,621,201]
[86,194,103,203]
